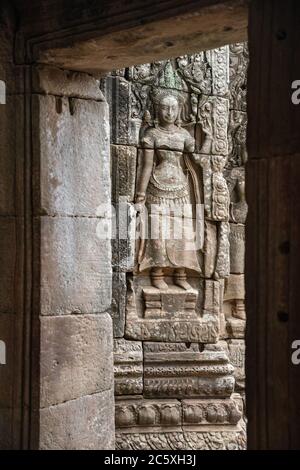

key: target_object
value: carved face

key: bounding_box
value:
[158,95,179,125]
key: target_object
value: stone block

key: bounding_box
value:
[32,66,105,100]
[125,276,218,342]
[203,280,220,315]
[40,313,113,407]
[227,110,247,168]
[125,316,218,344]
[229,223,245,274]
[39,390,115,450]
[115,397,181,429]
[182,397,242,426]
[143,342,235,398]
[207,46,230,97]
[104,76,136,145]
[112,202,136,272]
[226,318,245,339]
[224,274,245,301]
[111,272,126,337]
[203,221,217,277]
[229,42,248,111]
[197,96,229,156]
[38,216,112,315]
[111,145,137,203]
[116,427,246,450]
[114,338,143,395]
[32,95,110,216]
[227,340,245,390]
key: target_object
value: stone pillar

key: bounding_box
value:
[246,0,300,450]
[28,66,115,449]
[0,3,26,449]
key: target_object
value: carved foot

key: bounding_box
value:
[151,278,169,290]
[174,278,192,290]
[174,270,192,290]
[151,269,168,290]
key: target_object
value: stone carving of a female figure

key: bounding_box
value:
[135,88,203,291]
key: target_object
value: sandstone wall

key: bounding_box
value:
[102,43,248,450]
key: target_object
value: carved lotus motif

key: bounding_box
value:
[137,405,156,425]
[229,404,242,424]
[160,405,180,425]
[206,405,227,423]
[183,405,203,424]
[115,406,135,427]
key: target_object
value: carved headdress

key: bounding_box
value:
[150,61,188,126]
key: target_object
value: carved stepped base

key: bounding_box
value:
[143,286,198,318]
[143,342,235,398]
[125,279,221,342]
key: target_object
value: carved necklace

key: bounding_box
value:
[157,124,177,133]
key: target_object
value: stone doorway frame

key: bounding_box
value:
[2,0,300,450]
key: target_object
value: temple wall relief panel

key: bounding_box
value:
[102,42,248,450]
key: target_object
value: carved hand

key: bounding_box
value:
[191,153,202,165]
[135,193,146,204]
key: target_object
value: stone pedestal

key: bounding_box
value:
[143,286,198,319]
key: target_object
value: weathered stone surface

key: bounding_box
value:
[112,202,136,272]
[224,274,245,301]
[211,156,230,221]
[103,76,137,145]
[229,223,245,274]
[207,46,229,97]
[33,95,110,216]
[111,272,126,337]
[182,397,242,426]
[125,316,219,343]
[143,342,234,398]
[142,286,198,319]
[111,145,137,203]
[32,66,105,100]
[107,43,247,450]
[115,394,243,431]
[226,318,245,339]
[203,221,217,277]
[114,338,143,395]
[37,2,248,74]
[197,96,229,156]
[0,218,16,314]
[203,280,220,315]
[38,216,112,315]
[227,340,245,390]
[116,426,246,450]
[39,389,115,450]
[215,221,230,279]
[125,276,218,342]
[229,42,248,111]
[115,397,181,428]
[227,110,247,168]
[40,313,113,407]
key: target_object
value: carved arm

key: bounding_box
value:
[135,148,154,203]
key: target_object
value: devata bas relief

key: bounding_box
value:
[103,44,248,450]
